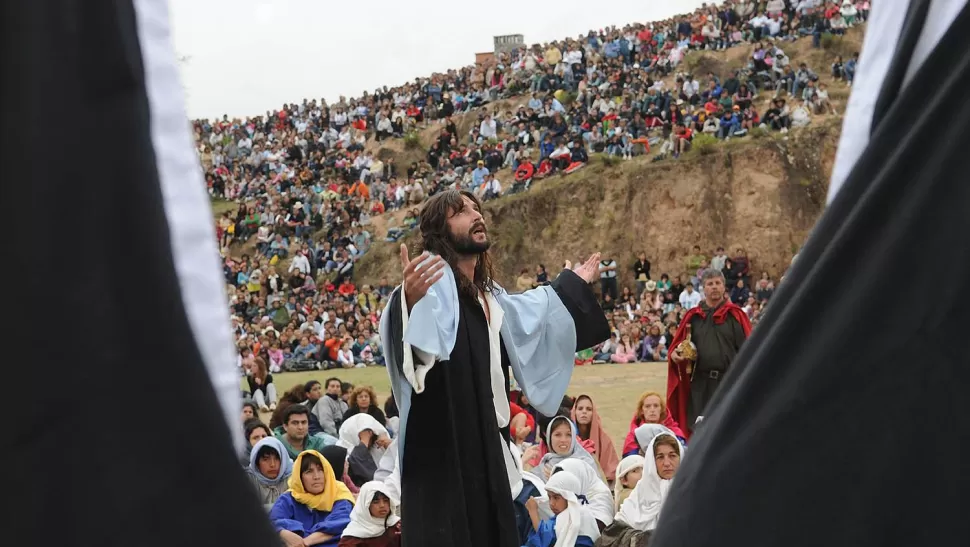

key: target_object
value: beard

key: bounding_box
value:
[451,226,491,255]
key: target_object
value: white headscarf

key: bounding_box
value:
[544,471,601,546]
[537,416,599,478]
[342,481,401,539]
[338,413,390,464]
[553,458,615,527]
[616,431,685,531]
[613,455,645,511]
[634,423,675,451]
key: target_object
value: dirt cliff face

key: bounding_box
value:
[355,121,841,288]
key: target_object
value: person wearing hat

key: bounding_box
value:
[471,159,489,188]
[633,251,652,297]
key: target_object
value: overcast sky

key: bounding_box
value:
[169,0,704,119]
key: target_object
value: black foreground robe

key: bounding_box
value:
[7,1,276,545]
[385,270,609,547]
[653,3,970,547]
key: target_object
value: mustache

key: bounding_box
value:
[470,221,487,233]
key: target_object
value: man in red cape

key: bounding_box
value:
[667,268,752,439]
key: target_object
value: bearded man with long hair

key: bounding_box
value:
[379,189,610,547]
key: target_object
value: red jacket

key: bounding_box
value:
[666,301,752,439]
[509,402,535,441]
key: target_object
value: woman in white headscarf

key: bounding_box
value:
[595,431,684,546]
[337,481,401,547]
[338,413,391,487]
[523,470,600,547]
[535,416,601,481]
[553,459,614,531]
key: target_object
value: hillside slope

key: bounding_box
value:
[356,120,840,287]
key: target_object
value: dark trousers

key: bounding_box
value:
[600,277,618,301]
[687,370,723,432]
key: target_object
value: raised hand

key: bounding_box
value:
[564,252,602,284]
[401,244,446,312]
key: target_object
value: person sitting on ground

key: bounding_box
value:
[313,377,349,438]
[248,357,278,412]
[596,432,683,546]
[338,413,392,487]
[270,450,355,547]
[246,436,294,508]
[571,395,620,483]
[341,386,387,426]
[337,481,402,547]
[321,445,360,495]
[534,416,601,481]
[553,458,616,532]
[610,333,637,363]
[242,400,259,423]
[275,404,330,460]
[241,419,271,465]
[270,383,310,429]
[621,391,685,457]
[612,455,645,511]
[523,471,600,547]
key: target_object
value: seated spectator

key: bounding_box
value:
[242,400,258,423]
[534,416,601,481]
[342,386,387,426]
[553,459,615,531]
[597,433,683,545]
[621,392,685,457]
[321,445,360,495]
[241,419,271,465]
[337,481,402,547]
[522,471,600,547]
[270,450,355,546]
[338,413,392,487]
[571,395,620,483]
[275,404,330,460]
[246,437,294,508]
[612,455,646,511]
[730,278,751,305]
[611,333,637,364]
[247,357,277,412]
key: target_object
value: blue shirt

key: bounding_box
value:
[269,494,352,546]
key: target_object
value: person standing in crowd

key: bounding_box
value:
[313,378,349,438]
[270,450,354,546]
[276,405,330,460]
[598,256,618,301]
[380,190,609,547]
[633,252,651,297]
[667,269,752,436]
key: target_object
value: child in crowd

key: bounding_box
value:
[613,455,646,511]
[523,470,600,547]
[338,481,401,546]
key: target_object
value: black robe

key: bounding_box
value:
[653,3,970,547]
[384,270,609,547]
[8,1,277,545]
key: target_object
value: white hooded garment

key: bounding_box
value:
[616,431,685,531]
[544,471,601,546]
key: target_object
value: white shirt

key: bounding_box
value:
[289,253,310,274]
[480,119,497,139]
[680,289,701,309]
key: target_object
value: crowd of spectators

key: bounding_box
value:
[217,4,859,543]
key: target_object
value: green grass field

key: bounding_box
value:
[248,362,668,444]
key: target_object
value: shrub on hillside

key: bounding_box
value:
[691,134,719,156]
[403,131,422,150]
[750,126,771,140]
[598,153,623,168]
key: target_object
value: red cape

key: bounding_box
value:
[666,301,752,440]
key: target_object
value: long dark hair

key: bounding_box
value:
[417,189,496,298]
